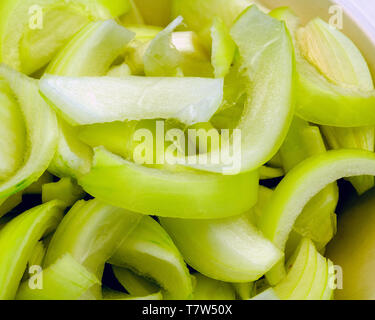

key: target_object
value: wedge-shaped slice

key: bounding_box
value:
[44,199,141,282]
[0,65,58,200]
[271,7,375,127]
[79,147,259,219]
[298,17,375,194]
[0,0,129,74]
[160,213,283,282]
[40,75,223,126]
[0,80,26,180]
[175,6,294,174]
[258,149,375,284]
[47,20,135,77]
[0,200,65,300]
[110,216,193,300]
[16,253,99,300]
[144,16,184,77]
[45,20,134,179]
[274,238,332,300]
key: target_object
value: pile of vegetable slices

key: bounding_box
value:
[0,0,374,300]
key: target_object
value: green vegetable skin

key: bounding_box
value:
[0,201,65,299]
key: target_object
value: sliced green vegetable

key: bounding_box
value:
[271,7,375,127]
[42,177,85,207]
[0,192,22,219]
[0,0,127,75]
[40,74,223,126]
[24,172,54,195]
[280,117,338,249]
[144,16,183,77]
[160,213,282,282]
[0,65,58,200]
[110,216,193,300]
[177,6,295,174]
[79,147,259,219]
[112,267,159,296]
[260,166,284,180]
[16,253,99,300]
[107,63,132,77]
[192,273,236,300]
[258,149,375,284]
[45,19,134,179]
[44,199,141,283]
[28,241,46,269]
[133,0,172,27]
[0,200,65,299]
[47,20,134,76]
[298,17,375,194]
[233,282,254,300]
[0,80,26,181]
[211,17,236,78]
[120,0,145,25]
[274,238,332,300]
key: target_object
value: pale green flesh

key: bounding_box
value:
[110,216,193,300]
[40,74,224,126]
[160,213,283,282]
[79,147,259,219]
[0,65,58,200]
[16,253,99,300]
[0,200,65,299]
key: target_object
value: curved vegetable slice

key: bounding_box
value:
[192,273,236,300]
[298,17,375,194]
[44,199,141,282]
[271,7,375,127]
[46,19,134,179]
[274,238,332,300]
[40,75,223,126]
[144,16,184,77]
[280,117,338,249]
[160,213,283,282]
[79,147,259,219]
[0,65,58,200]
[42,178,85,207]
[16,254,99,300]
[0,200,65,299]
[0,0,128,75]
[47,20,134,76]
[110,216,193,300]
[0,80,25,180]
[176,6,295,174]
[258,149,375,283]
[0,192,23,219]
[211,17,236,78]
[112,267,160,296]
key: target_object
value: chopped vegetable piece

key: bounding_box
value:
[16,253,99,300]
[274,238,332,300]
[110,216,193,299]
[233,282,254,300]
[176,6,295,174]
[0,192,22,219]
[0,0,127,75]
[42,177,85,206]
[251,288,279,300]
[0,200,65,299]
[211,17,236,78]
[79,147,259,219]
[144,16,184,77]
[40,75,223,126]
[0,65,58,200]
[258,149,375,284]
[160,213,283,282]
